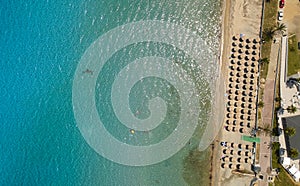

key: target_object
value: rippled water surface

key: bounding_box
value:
[1,0,222,185]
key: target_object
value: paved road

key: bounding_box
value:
[259,37,281,185]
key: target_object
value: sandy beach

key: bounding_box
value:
[211,0,263,185]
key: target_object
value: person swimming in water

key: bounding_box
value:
[82,69,93,75]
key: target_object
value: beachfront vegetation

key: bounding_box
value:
[258,101,264,108]
[287,35,300,76]
[290,148,299,159]
[262,23,287,42]
[287,105,297,114]
[260,0,277,79]
[271,142,298,186]
[259,57,270,65]
[275,97,282,102]
[284,127,296,137]
[271,46,297,186]
[275,22,287,35]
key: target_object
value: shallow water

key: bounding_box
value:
[0,0,222,185]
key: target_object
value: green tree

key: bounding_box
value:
[275,22,287,35]
[287,105,297,113]
[263,27,276,41]
[290,148,299,159]
[285,127,296,137]
[258,101,264,108]
[259,58,269,65]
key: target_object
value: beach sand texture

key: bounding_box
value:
[211,0,263,186]
[284,0,300,38]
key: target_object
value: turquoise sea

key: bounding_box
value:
[0,0,222,185]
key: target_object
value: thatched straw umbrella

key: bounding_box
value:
[245,50,250,55]
[230,142,235,148]
[230,59,235,65]
[236,164,243,170]
[234,101,239,108]
[245,144,250,150]
[241,103,246,108]
[246,38,251,43]
[242,85,247,90]
[237,151,242,156]
[248,97,253,102]
[248,104,253,109]
[229,77,235,82]
[221,163,228,168]
[245,151,250,157]
[240,115,245,120]
[239,128,244,133]
[251,56,257,61]
[232,42,237,47]
[241,97,246,102]
[226,113,232,119]
[232,35,238,41]
[245,55,250,61]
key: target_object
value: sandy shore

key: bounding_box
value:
[210,0,263,185]
[210,0,231,185]
[284,0,300,38]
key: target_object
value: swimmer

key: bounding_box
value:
[82,69,93,75]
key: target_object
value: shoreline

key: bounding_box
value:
[210,0,231,185]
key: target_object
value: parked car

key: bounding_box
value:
[279,0,285,8]
[298,42,300,50]
[278,10,283,21]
